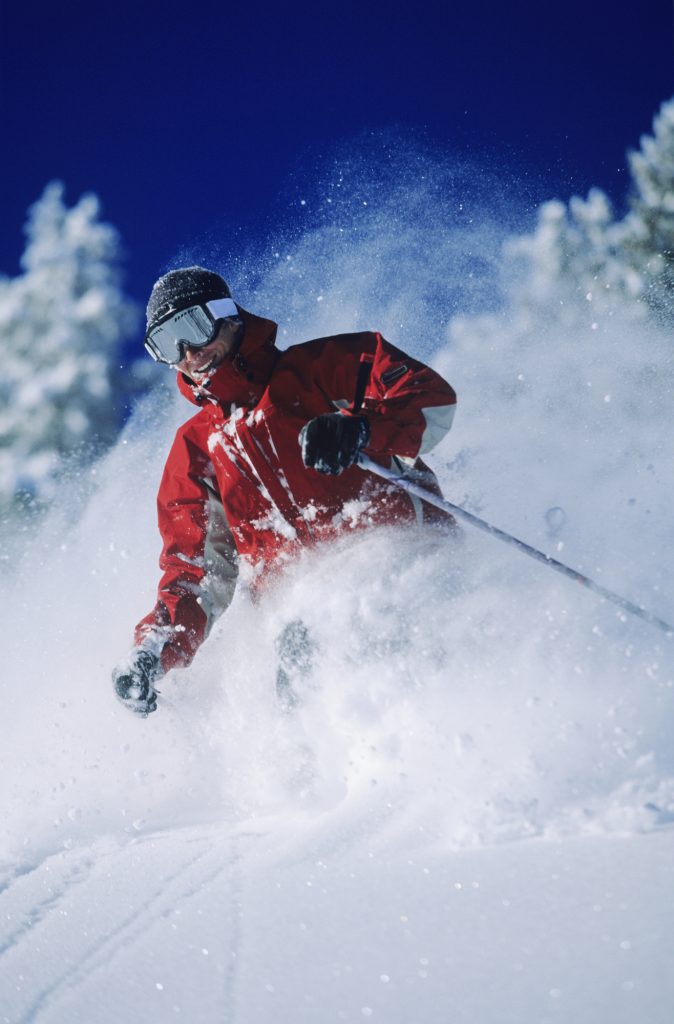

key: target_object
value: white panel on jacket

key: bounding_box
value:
[418,404,456,455]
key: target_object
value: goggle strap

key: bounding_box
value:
[205,297,238,320]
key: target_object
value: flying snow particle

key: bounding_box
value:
[545,507,567,535]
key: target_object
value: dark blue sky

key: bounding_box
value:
[3,0,673,314]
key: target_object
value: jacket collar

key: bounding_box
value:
[176,307,279,408]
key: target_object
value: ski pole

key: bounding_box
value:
[358,453,674,637]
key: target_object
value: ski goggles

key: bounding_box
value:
[144,297,239,365]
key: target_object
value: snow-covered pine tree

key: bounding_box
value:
[502,96,674,325]
[0,182,137,513]
[622,97,674,316]
[435,97,674,451]
[504,188,649,333]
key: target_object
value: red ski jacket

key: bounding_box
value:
[135,309,457,670]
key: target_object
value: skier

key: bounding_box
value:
[113,267,457,715]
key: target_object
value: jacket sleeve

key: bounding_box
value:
[317,332,457,461]
[134,425,238,672]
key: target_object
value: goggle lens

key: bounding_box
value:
[144,298,238,365]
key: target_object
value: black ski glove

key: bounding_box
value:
[299,413,370,476]
[112,648,162,716]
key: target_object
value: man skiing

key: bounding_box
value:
[113,266,457,715]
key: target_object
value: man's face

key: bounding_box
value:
[176,318,243,380]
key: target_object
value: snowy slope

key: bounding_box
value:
[2,158,674,1021]
[2,822,674,1024]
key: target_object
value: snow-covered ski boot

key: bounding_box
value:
[274,619,315,712]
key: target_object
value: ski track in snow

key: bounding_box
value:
[0,827,262,1024]
[0,851,96,960]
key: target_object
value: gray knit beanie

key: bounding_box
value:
[146,266,232,330]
